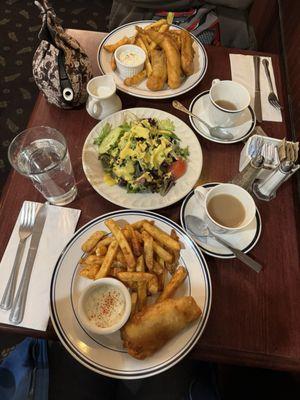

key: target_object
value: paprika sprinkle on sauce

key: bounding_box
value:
[86,285,125,328]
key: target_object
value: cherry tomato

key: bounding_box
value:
[169,159,187,180]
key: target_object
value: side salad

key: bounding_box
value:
[94,116,189,196]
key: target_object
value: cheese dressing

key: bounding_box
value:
[86,285,125,328]
[119,50,144,66]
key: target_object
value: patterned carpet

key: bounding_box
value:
[0,0,111,192]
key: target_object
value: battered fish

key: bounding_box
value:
[180,29,194,76]
[121,296,202,359]
[147,49,167,91]
[147,29,182,89]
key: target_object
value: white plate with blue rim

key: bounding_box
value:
[97,20,208,100]
[180,183,262,259]
[189,91,256,144]
[50,210,212,379]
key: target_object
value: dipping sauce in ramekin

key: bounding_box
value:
[115,44,146,79]
[78,278,131,335]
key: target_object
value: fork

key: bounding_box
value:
[262,59,282,110]
[0,202,36,310]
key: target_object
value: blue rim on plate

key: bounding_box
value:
[97,20,208,100]
[189,91,256,144]
[180,184,262,259]
[50,210,212,379]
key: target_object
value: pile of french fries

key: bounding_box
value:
[79,218,188,315]
[103,17,193,88]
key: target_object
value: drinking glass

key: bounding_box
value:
[8,126,77,205]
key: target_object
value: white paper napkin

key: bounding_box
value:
[229,54,282,122]
[0,201,81,331]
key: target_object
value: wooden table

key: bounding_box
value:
[1,29,299,372]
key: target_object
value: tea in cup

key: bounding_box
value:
[208,79,250,128]
[194,183,256,234]
[86,75,122,120]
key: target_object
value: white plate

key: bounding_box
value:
[50,210,212,379]
[189,91,256,144]
[82,107,203,210]
[97,21,208,99]
[180,184,262,259]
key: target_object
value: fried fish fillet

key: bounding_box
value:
[146,49,167,91]
[146,29,182,89]
[121,296,202,359]
[180,29,194,76]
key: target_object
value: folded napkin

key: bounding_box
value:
[0,201,81,331]
[229,54,282,122]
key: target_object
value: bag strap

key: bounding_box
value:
[35,0,74,103]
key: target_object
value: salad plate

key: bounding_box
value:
[97,20,208,100]
[50,210,211,379]
[82,108,203,210]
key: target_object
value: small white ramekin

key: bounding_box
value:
[114,44,146,79]
[77,278,131,335]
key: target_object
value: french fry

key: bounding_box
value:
[81,231,105,253]
[156,266,187,303]
[170,229,180,264]
[116,248,126,265]
[131,219,154,230]
[95,240,119,279]
[158,24,169,33]
[80,255,104,266]
[80,264,100,280]
[153,260,164,275]
[144,19,167,31]
[142,221,181,251]
[124,69,147,86]
[148,274,158,294]
[130,292,138,316]
[135,254,148,305]
[96,237,114,247]
[153,241,173,263]
[95,245,107,257]
[104,36,130,53]
[111,53,116,71]
[116,271,154,283]
[136,36,153,77]
[136,254,145,272]
[127,225,142,257]
[105,219,136,271]
[167,11,174,25]
[142,231,154,271]
[128,35,137,44]
[165,262,177,275]
[157,268,166,292]
[122,228,131,241]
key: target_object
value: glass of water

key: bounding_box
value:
[8,126,77,205]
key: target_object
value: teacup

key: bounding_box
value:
[208,79,250,128]
[86,75,122,120]
[194,183,256,234]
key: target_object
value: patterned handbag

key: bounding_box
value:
[32,0,93,109]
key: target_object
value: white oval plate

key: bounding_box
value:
[82,108,203,210]
[180,184,262,259]
[50,210,212,379]
[189,91,256,144]
[97,21,208,99]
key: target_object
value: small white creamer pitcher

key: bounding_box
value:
[86,75,122,120]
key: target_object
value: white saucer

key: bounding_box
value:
[180,183,262,259]
[189,91,256,144]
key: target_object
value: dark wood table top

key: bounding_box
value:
[0,29,299,372]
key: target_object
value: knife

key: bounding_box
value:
[9,203,48,325]
[253,56,263,123]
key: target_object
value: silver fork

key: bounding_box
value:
[0,202,36,310]
[262,59,282,110]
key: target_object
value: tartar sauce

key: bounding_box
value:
[86,286,125,328]
[119,50,144,66]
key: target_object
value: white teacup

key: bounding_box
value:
[194,183,256,234]
[86,75,122,120]
[208,79,250,128]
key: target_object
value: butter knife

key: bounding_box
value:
[253,56,262,123]
[9,203,48,325]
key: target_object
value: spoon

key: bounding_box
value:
[186,215,262,273]
[172,100,234,141]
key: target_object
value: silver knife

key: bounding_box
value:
[9,203,48,325]
[253,56,262,123]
